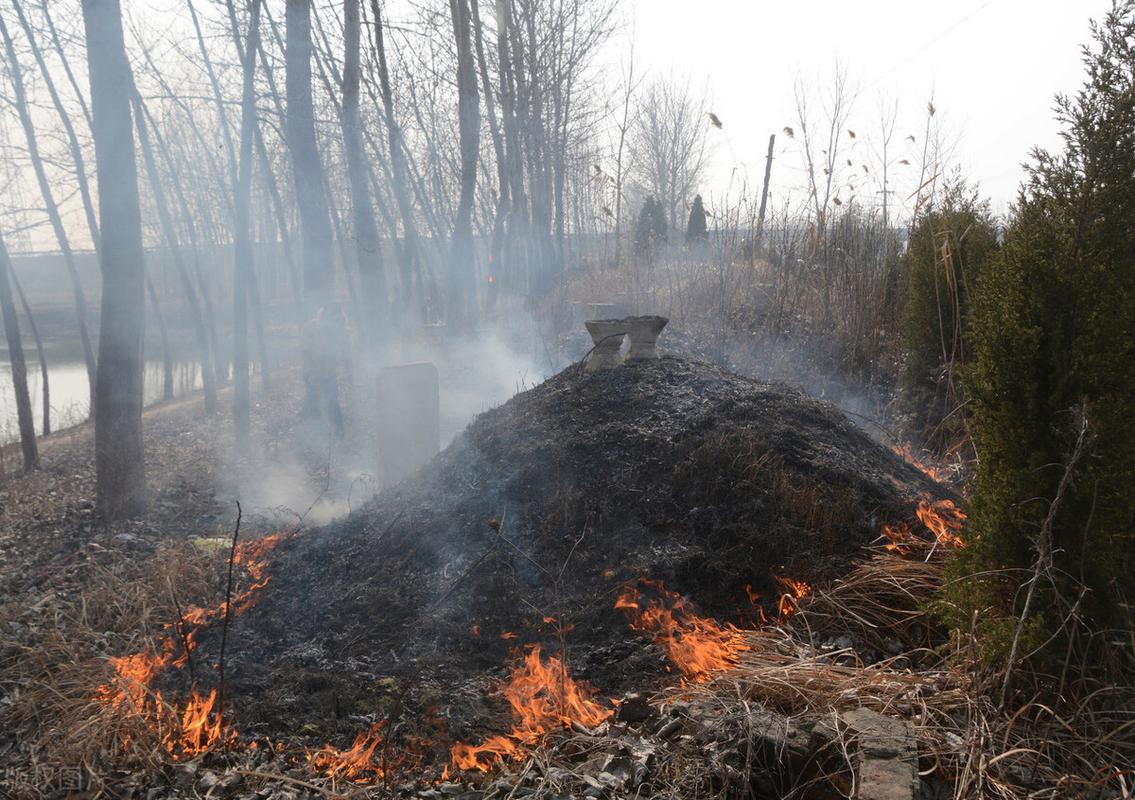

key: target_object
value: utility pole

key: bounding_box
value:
[757,133,775,241]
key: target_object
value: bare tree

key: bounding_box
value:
[131,91,219,414]
[342,0,386,347]
[371,0,420,323]
[469,0,506,304]
[233,0,263,448]
[790,66,853,247]
[9,266,48,435]
[447,0,479,330]
[0,9,97,410]
[287,0,335,316]
[83,0,146,519]
[611,36,639,267]
[0,235,37,470]
[628,76,711,233]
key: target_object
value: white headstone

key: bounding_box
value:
[376,362,440,487]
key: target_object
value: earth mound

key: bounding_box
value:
[212,356,945,743]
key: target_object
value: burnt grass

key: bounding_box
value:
[201,356,946,754]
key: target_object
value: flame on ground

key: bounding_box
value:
[165,688,234,756]
[881,499,967,551]
[450,645,612,772]
[892,444,947,483]
[772,573,811,619]
[615,579,751,682]
[916,499,967,548]
[94,532,286,757]
[309,723,388,783]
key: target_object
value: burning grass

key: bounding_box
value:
[88,531,286,760]
[450,645,614,772]
[615,578,752,682]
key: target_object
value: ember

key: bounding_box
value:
[615,579,750,682]
[450,645,612,772]
[773,573,812,619]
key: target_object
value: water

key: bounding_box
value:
[0,359,202,444]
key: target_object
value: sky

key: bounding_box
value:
[617,0,1112,217]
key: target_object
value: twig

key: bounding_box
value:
[1000,408,1092,708]
[217,501,242,734]
[166,575,197,688]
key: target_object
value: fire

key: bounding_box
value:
[772,573,811,619]
[310,724,387,783]
[916,498,967,548]
[450,645,612,772]
[892,443,947,482]
[165,688,234,756]
[97,643,175,712]
[615,579,750,682]
[882,521,914,553]
[879,500,966,552]
[95,532,287,758]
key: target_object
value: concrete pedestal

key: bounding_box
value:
[584,319,628,371]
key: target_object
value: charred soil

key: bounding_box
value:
[205,356,947,750]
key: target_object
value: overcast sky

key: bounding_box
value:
[615,0,1111,217]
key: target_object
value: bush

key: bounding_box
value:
[900,180,999,452]
[947,2,1135,676]
[685,194,708,246]
[634,195,667,260]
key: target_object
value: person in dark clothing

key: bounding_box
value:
[300,302,348,436]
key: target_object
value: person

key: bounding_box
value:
[300,302,348,436]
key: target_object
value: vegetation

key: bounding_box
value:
[633,195,668,259]
[949,0,1135,683]
[0,0,1132,796]
[900,180,999,452]
[685,194,708,246]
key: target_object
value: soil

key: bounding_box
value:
[202,356,947,750]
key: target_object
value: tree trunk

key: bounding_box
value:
[470,0,508,306]
[343,0,386,351]
[233,0,264,449]
[371,0,420,326]
[82,0,147,519]
[0,11,97,411]
[11,0,101,255]
[286,0,336,317]
[10,266,50,436]
[145,267,175,402]
[448,0,480,331]
[137,100,229,386]
[131,92,219,414]
[0,238,39,470]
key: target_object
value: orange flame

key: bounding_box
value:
[450,645,612,772]
[615,579,750,682]
[164,688,235,756]
[881,521,914,553]
[893,444,947,483]
[95,532,286,757]
[916,499,967,548]
[310,724,387,783]
[772,573,811,619]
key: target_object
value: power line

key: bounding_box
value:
[854,0,997,101]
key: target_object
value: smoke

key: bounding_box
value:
[224,311,560,529]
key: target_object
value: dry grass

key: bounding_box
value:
[2,542,219,772]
